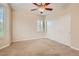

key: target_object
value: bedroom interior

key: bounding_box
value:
[0,3,79,56]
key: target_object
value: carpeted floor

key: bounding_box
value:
[0,38,79,56]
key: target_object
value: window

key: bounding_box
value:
[0,6,4,38]
[37,15,47,32]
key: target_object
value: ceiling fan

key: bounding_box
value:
[31,3,53,14]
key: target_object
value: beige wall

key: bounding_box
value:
[70,4,79,49]
[12,9,46,42]
[0,4,11,49]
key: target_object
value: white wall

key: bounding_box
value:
[12,9,46,42]
[0,4,11,49]
[46,5,71,46]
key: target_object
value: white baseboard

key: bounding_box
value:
[0,43,10,50]
[49,38,79,51]
[56,41,79,51]
[12,38,46,42]
[70,46,79,51]
[13,39,34,42]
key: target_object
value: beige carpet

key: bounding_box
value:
[0,39,79,56]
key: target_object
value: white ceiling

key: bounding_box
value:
[10,3,70,15]
[10,3,69,9]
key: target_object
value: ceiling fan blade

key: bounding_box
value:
[31,9,37,11]
[45,8,53,11]
[45,3,50,6]
[33,3,40,6]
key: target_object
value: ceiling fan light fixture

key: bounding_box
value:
[31,3,52,14]
[38,8,45,12]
